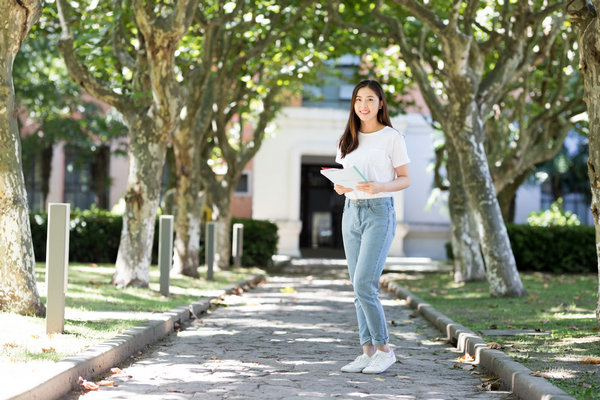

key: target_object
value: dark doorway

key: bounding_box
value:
[300,156,345,258]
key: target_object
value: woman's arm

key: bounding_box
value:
[355,164,410,194]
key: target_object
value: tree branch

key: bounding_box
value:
[112,0,136,71]
[56,0,131,113]
[391,0,445,34]
[372,4,444,122]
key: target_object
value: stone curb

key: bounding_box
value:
[380,275,575,400]
[6,274,266,400]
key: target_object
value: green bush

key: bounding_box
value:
[231,218,278,267]
[446,223,596,273]
[507,223,595,273]
[30,209,277,267]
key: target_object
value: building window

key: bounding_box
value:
[23,154,44,212]
[234,171,251,196]
[302,55,360,109]
[64,146,95,210]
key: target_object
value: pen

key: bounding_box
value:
[353,166,369,182]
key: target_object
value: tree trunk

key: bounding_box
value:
[0,0,45,316]
[216,205,233,270]
[112,120,166,288]
[497,168,531,223]
[172,134,203,277]
[451,107,527,297]
[569,0,600,325]
[212,185,234,269]
[446,142,486,283]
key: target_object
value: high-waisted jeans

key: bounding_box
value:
[342,197,396,346]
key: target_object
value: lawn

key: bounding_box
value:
[390,271,600,400]
[0,263,262,369]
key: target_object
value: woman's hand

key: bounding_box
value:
[334,184,353,195]
[356,181,385,194]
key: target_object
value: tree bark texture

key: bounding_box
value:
[0,0,45,316]
[451,108,527,297]
[112,118,166,287]
[171,133,203,277]
[497,168,531,223]
[446,142,485,283]
[568,0,600,325]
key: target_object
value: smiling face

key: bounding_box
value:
[353,86,382,127]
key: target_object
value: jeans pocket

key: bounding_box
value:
[369,204,392,217]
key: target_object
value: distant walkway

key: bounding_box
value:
[64,269,512,400]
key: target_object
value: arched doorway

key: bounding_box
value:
[300,155,345,258]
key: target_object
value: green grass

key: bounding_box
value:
[0,263,262,365]
[391,271,600,400]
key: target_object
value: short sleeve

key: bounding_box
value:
[390,132,410,167]
[335,144,343,165]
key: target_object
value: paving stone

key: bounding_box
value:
[61,274,515,400]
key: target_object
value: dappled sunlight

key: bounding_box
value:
[552,312,595,320]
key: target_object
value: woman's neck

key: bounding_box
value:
[360,121,384,134]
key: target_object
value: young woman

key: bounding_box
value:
[334,79,410,374]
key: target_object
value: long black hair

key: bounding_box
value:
[338,79,392,159]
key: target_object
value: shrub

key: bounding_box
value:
[231,218,278,267]
[446,223,596,273]
[30,209,277,267]
[507,223,595,273]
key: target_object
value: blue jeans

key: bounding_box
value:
[342,197,396,346]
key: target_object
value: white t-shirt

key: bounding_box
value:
[335,126,410,200]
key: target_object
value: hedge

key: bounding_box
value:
[446,223,596,274]
[30,210,278,268]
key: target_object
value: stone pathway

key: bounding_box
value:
[62,272,515,400]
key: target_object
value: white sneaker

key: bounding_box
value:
[341,353,372,373]
[362,349,396,374]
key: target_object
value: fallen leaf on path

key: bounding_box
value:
[486,342,501,349]
[457,353,475,363]
[210,356,217,360]
[3,342,18,348]
[480,376,502,391]
[280,286,296,293]
[109,367,124,375]
[231,285,244,295]
[374,377,386,381]
[41,347,55,353]
[78,377,99,391]
[530,371,544,377]
[98,380,115,387]
[581,357,600,364]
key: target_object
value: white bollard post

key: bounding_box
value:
[46,203,70,335]
[158,215,174,297]
[205,222,216,281]
[232,223,244,268]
